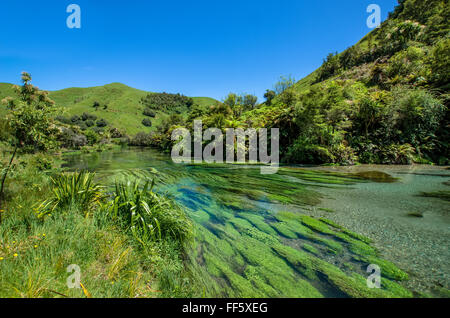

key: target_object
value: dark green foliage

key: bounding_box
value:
[143,108,156,117]
[96,118,108,128]
[142,118,152,127]
[140,92,194,113]
[55,115,71,124]
[81,112,97,121]
[264,89,276,105]
[130,132,153,147]
[58,128,88,149]
[316,52,342,82]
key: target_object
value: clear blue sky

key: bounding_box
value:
[0,0,398,101]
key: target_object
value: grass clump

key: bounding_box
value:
[35,171,104,218]
[108,179,193,249]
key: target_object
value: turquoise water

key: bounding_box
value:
[62,148,450,297]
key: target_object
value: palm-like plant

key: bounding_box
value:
[36,171,104,217]
[108,179,192,249]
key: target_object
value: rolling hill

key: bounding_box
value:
[0,82,217,136]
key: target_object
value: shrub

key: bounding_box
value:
[110,128,123,138]
[130,132,152,146]
[140,93,194,112]
[82,112,97,121]
[142,118,152,127]
[92,127,104,134]
[143,108,156,117]
[96,119,108,127]
[84,129,100,145]
[107,180,193,248]
[55,115,71,125]
[35,171,105,217]
[58,128,88,149]
[85,119,95,127]
[285,136,334,164]
[70,115,81,123]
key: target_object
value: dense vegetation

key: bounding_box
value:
[0,74,197,297]
[148,0,449,165]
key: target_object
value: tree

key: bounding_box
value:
[142,118,152,127]
[316,53,342,82]
[93,101,100,110]
[279,88,298,108]
[274,75,295,95]
[264,90,276,105]
[242,94,258,110]
[0,72,57,221]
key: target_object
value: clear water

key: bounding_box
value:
[62,147,450,297]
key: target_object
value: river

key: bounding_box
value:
[62,147,450,297]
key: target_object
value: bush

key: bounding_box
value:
[85,119,95,127]
[140,93,194,112]
[84,129,100,146]
[29,153,54,171]
[143,108,156,117]
[130,132,152,146]
[55,115,71,125]
[35,171,105,217]
[82,112,97,121]
[92,127,104,134]
[110,128,123,138]
[142,118,152,127]
[58,128,88,149]
[284,136,335,164]
[107,180,193,248]
[70,115,81,123]
[96,119,108,127]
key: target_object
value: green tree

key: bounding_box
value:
[264,89,276,105]
[0,72,58,220]
[274,75,295,95]
[242,94,258,110]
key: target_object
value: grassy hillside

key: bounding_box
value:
[0,82,217,136]
[150,0,448,165]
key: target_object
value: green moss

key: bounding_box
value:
[302,243,319,255]
[314,236,344,254]
[300,215,334,235]
[238,213,278,236]
[353,256,409,281]
[381,279,414,298]
[272,244,317,280]
[242,227,280,245]
[319,218,344,229]
[243,266,279,297]
[342,229,372,244]
[271,222,298,239]
[335,232,377,256]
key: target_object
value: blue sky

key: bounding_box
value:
[0,0,398,101]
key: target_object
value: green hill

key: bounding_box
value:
[0,82,217,136]
[166,0,449,165]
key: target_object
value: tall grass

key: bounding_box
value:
[108,180,193,249]
[35,171,104,217]
[1,168,197,297]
